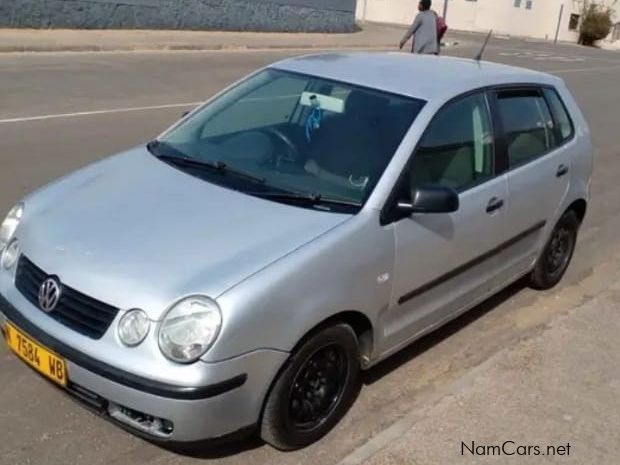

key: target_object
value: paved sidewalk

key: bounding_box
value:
[0,23,416,53]
[340,256,620,465]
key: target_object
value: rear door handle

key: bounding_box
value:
[486,197,504,214]
[556,164,569,177]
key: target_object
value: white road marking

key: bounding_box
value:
[499,50,586,62]
[0,102,202,124]
[552,64,620,74]
[492,45,620,63]
[2,58,618,125]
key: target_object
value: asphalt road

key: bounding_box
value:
[1,39,620,465]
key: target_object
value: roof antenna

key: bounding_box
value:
[474,30,493,61]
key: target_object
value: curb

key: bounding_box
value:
[0,40,469,54]
[0,42,399,54]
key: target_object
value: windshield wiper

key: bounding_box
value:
[148,141,359,209]
[147,139,187,159]
[249,191,361,208]
[151,147,266,185]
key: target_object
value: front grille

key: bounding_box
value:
[15,256,119,339]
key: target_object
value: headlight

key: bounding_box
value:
[1,239,20,270]
[118,309,150,347]
[158,296,222,363]
[0,203,24,252]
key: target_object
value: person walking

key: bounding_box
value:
[399,0,439,55]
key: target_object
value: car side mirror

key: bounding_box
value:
[397,184,459,214]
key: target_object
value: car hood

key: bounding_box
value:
[18,147,351,320]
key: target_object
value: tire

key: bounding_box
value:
[529,210,580,290]
[260,323,361,450]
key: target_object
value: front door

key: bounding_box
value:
[381,91,509,355]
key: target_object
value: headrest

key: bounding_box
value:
[346,91,389,122]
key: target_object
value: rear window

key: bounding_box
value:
[543,88,574,142]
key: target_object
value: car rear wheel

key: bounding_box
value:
[529,210,580,290]
[260,323,361,450]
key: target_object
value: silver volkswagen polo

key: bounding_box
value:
[0,53,592,450]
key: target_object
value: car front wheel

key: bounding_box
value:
[529,209,580,290]
[260,323,361,450]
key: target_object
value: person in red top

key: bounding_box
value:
[399,0,448,55]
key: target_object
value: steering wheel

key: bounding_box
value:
[262,127,302,168]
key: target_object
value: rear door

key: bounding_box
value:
[381,91,509,353]
[492,86,573,282]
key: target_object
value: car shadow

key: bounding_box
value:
[159,278,528,459]
[363,277,527,386]
[156,427,264,459]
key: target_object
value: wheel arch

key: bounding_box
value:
[292,310,375,368]
[258,309,373,430]
[566,198,587,224]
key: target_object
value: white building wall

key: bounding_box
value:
[357,0,619,43]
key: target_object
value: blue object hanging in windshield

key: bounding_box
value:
[305,95,323,143]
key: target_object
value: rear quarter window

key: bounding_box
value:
[543,88,574,142]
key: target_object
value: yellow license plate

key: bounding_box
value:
[4,322,68,387]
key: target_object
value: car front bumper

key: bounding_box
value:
[0,292,288,442]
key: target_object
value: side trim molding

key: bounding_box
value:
[398,220,546,305]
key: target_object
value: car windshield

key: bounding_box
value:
[152,69,425,211]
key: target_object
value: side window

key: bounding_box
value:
[409,92,494,191]
[497,89,556,168]
[543,88,574,142]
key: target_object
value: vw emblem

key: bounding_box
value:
[38,278,62,313]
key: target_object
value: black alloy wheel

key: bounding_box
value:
[288,344,348,432]
[544,224,573,277]
[260,323,361,450]
[529,210,580,290]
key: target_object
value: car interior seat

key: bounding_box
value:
[507,131,547,167]
[309,91,389,179]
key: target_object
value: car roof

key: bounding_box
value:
[272,52,560,101]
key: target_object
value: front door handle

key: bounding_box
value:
[486,197,504,214]
[556,164,569,178]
